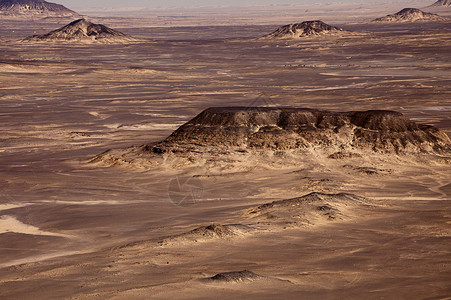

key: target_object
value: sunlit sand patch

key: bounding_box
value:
[134,113,189,118]
[422,106,451,111]
[304,82,368,91]
[39,200,135,205]
[0,215,69,237]
[88,111,110,119]
[0,203,31,212]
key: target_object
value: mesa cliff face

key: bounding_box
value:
[428,0,451,7]
[149,107,451,155]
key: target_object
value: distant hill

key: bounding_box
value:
[25,19,137,43]
[0,0,78,17]
[372,8,448,22]
[428,0,451,7]
[262,20,349,39]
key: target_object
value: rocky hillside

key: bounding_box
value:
[148,107,451,155]
[25,19,136,43]
[263,20,348,39]
[372,8,448,22]
[0,0,77,17]
[428,0,451,7]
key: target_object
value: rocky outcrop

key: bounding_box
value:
[372,8,448,22]
[263,20,347,39]
[0,0,77,17]
[25,19,136,43]
[148,107,451,155]
[203,270,263,283]
[159,224,253,246]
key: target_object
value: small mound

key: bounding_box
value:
[204,270,263,283]
[372,8,448,23]
[159,224,252,246]
[248,192,368,227]
[188,224,244,238]
[342,165,393,175]
[24,19,136,43]
[263,20,348,39]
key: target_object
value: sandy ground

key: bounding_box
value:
[0,7,450,300]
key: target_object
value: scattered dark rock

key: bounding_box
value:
[342,165,393,175]
[204,270,263,283]
[328,152,362,159]
[158,224,253,245]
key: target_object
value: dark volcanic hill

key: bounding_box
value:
[372,8,448,22]
[263,20,348,39]
[25,19,135,43]
[428,0,451,7]
[0,0,77,17]
[148,107,451,155]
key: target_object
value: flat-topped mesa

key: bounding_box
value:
[372,8,448,22]
[0,0,78,17]
[24,19,135,42]
[263,20,348,39]
[149,107,451,155]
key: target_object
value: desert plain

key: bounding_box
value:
[0,3,450,299]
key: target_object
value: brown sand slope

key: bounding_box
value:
[0,21,450,300]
